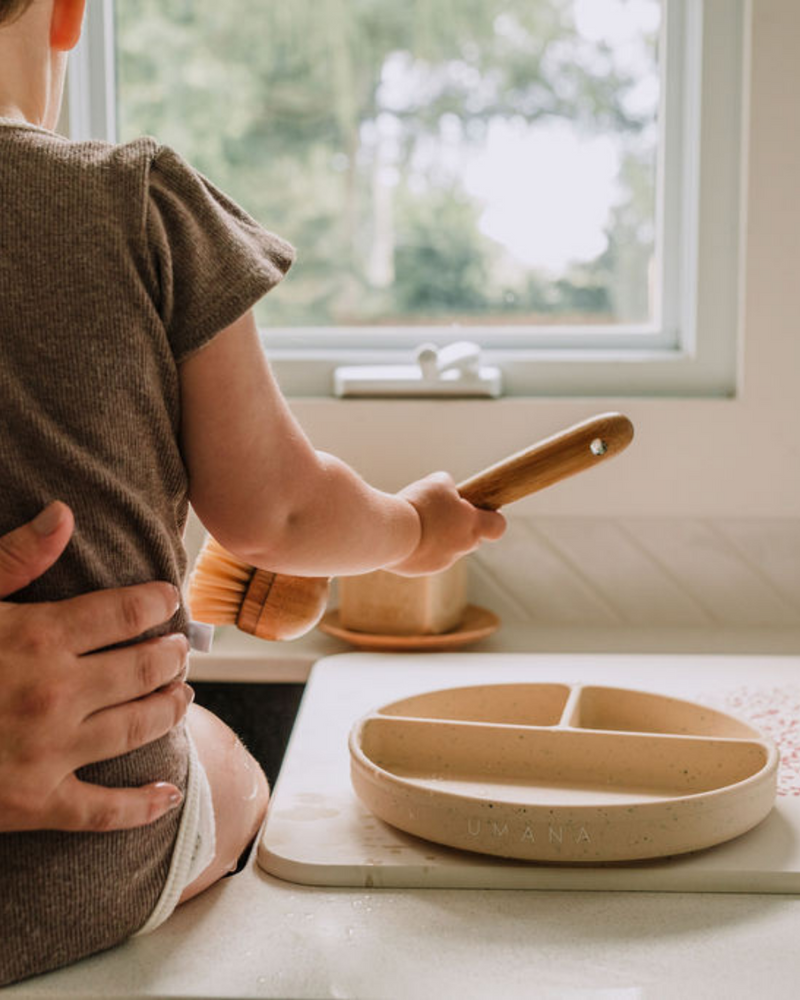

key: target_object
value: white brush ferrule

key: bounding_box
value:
[188,620,215,653]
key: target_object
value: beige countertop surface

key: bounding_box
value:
[9,643,800,1000]
[13,846,800,1000]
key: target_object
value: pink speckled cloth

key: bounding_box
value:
[701,687,800,797]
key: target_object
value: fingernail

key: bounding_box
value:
[32,502,62,537]
[152,783,183,809]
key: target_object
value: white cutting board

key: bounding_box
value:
[257,652,800,892]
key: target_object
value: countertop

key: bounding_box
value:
[11,841,800,999]
[189,621,800,683]
[9,646,800,1000]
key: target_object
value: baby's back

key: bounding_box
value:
[0,118,293,983]
[0,122,190,984]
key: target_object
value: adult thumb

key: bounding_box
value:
[0,501,75,599]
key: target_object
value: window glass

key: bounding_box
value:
[115,0,660,332]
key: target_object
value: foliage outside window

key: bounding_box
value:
[115,0,661,335]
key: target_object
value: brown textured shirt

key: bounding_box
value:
[0,121,293,985]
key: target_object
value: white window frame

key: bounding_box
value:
[70,0,745,400]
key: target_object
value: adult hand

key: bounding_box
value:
[0,501,193,833]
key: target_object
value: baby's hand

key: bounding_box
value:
[388,472,506,576]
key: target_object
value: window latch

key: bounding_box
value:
[333,341,502,398]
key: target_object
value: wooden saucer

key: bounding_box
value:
[317,604,500,651]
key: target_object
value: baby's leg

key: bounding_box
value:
[179,704,269,903]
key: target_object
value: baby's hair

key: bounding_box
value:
[0,0,33,26]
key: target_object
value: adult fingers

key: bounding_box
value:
[43,775,184,832]
[51,580,181,655]
[78,633,190,718]
[0,501,74,599]
[72,678,194,770]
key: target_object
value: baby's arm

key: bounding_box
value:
[179,311,504,577]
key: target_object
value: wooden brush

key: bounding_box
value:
[187,411,634,642]
[188,538,331,642]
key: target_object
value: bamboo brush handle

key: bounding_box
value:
[456,412,634,510]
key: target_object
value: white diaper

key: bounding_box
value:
[134,730,216,936]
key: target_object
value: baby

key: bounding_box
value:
[0,0,505,985]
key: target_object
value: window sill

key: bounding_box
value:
[267,344,737,400]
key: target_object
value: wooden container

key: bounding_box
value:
[338,562,468,636]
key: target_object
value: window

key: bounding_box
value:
[69,0,745,397]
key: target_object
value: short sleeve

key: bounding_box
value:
[145,145,295,362]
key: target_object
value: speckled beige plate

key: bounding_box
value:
[349,683,779,863]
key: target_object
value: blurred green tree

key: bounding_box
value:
[116,0,659,329]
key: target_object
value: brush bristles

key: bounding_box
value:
[188,536,254,625]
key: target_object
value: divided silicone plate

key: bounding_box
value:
[349,684,779,863]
